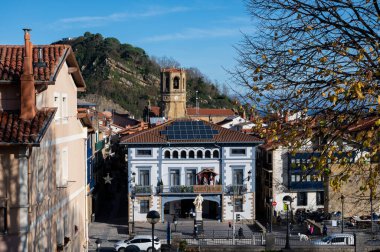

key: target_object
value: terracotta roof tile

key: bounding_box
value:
[187,108,236,116]
[0,108,56,145]
[0,45,67,82]
[120,119,263,145]
[150,106,160,117]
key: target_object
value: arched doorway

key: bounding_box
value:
[162,196,221,221]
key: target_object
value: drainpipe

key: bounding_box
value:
[84,138,89,250]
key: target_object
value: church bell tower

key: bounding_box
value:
[160,68,187,119]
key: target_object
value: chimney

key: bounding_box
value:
[20,28,36,120]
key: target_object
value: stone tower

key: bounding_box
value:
[160,68,187,119]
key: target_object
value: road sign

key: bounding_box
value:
[272,201,277,207]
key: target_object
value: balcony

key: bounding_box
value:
[156,185,223,194]
[224,185,248,195]
[132,185,152,195]
[289,181,324,191]
[133,184,251,195]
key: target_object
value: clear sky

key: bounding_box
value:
[0,0,254,87]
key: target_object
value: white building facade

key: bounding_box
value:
[256,145,326,223]
[121,120,262,223]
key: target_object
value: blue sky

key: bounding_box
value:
[1,0,254,87]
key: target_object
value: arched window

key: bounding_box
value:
[173,77,180,89]
[197,150,203,159]
[213,150,219,158]
[181,150,187,159]
[173,151,179,159]
[165,73,170,91]
[164,150,170,159]
[205,150,211,158]
[189,150,195,159]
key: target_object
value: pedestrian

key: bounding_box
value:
[307,223,311,235]
[290,222,293,231]
[310,224,314,235]
[323,224,327,236]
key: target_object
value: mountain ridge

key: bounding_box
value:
[54,32,234,118]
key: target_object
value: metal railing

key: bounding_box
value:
[156,185,223,194]
[132,185,152,195]
[133,184,249,195]
[224,185,248,195]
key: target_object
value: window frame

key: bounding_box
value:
[297,192,308,206]
[53,92,61,122]
[61,147,68,186]
[230,148,247,156]
[138,169,150,186]
[185,168,197,186]
[140,200,150,213]
[316,191,325,206]
[232,167,244,185]
[136,149,153,157]
[234,198,243,212]
[170,169,181,186]
[61,93,68,123]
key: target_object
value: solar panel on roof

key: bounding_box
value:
[161,121,219,140]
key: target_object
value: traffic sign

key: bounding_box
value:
[272,201,277,207]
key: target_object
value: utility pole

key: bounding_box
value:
[195,90,199,115]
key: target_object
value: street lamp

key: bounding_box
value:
[283,195,293,250]
[131,192,136,234]
[269,198,273,233]
[147,210,160,252]
[340,194,345,233]
[129,172,136,234]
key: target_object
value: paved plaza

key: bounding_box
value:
[88,218,259,251]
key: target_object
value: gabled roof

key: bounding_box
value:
[113,112,140,128]
[120,119,263,145]
[0,108,56,146]
[0,45,85,89]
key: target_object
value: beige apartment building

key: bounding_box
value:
[0,30,87,251]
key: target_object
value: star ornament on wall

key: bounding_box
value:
[103,173,113,184]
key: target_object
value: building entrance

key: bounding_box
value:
[163,199,219,221]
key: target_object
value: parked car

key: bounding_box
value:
[114,235,161,252]
[312,233,354,246]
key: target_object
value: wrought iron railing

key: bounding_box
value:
[224,185,248,195]
[156,185,223,194]
[133,185,152,195]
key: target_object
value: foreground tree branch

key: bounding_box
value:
[233,0,380,192]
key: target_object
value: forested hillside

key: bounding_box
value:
[54,32,234,118]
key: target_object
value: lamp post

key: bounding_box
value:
[128,172,136,234]
[147,210,160,252]
[340,194,345,233]
[283,195,292,250]
[131,192,136,234]
[269,198,273,233]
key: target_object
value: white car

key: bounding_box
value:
[313,233,354,245]
[114,235,161,252]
